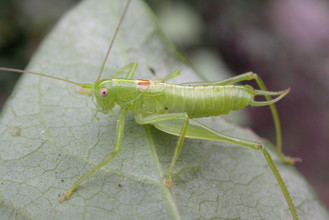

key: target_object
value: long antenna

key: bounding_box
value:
[96,0,131,82]
[0,67,83,87]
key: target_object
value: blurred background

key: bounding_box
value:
[0,0,328,209]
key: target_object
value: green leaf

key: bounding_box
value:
[0,0,328,219]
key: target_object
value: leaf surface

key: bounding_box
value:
[0,0,328,219]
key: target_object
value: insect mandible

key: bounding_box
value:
[0,0,301,219]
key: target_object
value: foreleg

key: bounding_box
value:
[61,108,128,201]
[111,62,138,79]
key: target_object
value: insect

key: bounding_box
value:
[0,0,300,219]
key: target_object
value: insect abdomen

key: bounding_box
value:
[164,84,254,118]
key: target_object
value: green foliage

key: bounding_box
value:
[0,0,328,219]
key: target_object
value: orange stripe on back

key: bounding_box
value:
[137,80,151,87]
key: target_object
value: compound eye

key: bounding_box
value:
[100,88,108,97]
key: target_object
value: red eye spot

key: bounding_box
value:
[100,88,108,97]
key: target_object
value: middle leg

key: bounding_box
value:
[136,112,189,187]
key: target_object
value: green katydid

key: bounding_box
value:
[0,0,301,219]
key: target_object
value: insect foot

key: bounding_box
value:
[162,176,173,188]
[279,155,303,165]
[59,191,73,202]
